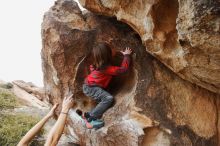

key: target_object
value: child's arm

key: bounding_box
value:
[17,104,58,146]
[105,47,132,75]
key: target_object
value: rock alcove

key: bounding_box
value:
[41,0,220,145]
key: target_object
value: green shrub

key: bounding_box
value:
[0,113,43,146]
[0,88,18,109]
[0,87,44,146]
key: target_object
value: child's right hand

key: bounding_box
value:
[120,47,132,55]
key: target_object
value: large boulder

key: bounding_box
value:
[79,0,220,94]
[41,0,219,145]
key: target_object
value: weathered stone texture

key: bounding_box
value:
[79,0,220,94]
[41,0,219,145]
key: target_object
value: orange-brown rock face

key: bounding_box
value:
[79,0,220,94]
[41,0,219,145]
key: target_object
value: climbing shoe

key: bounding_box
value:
[76,109,104,129]
[80,115,104,129]
[76,109,95,122]
[89,119,105,129]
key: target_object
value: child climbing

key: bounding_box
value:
[78,42,132,129]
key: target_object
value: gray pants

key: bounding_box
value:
[83,84,114,119]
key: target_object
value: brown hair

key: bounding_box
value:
[92,42,112,70]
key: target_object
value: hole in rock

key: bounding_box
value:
[151,0,180,63]
[151,0,179,36]
[72,16,144,112]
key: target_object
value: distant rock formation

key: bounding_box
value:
[12,80,46,101]
[41,0,220,145]
[7,80,48,109]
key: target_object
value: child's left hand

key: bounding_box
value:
[120,47,132,55]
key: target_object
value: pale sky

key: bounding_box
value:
[0,0,83,87]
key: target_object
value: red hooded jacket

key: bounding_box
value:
[84,54,131,89]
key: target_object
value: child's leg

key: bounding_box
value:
[90,89,113,119]
[83,84,114,119]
